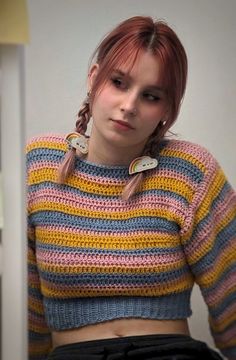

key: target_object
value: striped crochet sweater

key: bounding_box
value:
[27,134,236,360]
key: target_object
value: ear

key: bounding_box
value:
[87,64,99,92]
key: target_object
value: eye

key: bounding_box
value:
[111,77,126,89]
[143,93,161,102]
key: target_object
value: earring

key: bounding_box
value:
[85,91,91,105]
[161,120,167,126]
[65,132,89,154]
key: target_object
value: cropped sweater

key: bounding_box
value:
[27,134,236,360]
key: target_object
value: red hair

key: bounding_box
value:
[89,16,187,127]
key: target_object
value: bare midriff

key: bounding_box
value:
[52,318,190,348]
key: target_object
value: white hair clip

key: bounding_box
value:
[129,156,158,175]
[65,132,89,154]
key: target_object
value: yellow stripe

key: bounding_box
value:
[35,227,179,248]
[215,337,236,349]
[68,174,124,195]
[140,176,194,201]
[160,148,206,172]
[182,169,226,246]
[28,168,58,184]
[199,255,236,288]
[28,248,36,264]
[28,167,195,201]
[210,308,236,332]
[184,208,236,266]
[195,168,225,223]
[28,297,45,315]
[29,343,52,355]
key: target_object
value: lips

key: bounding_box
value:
[112,119,135,130]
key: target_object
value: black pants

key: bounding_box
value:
[47,334,223,359]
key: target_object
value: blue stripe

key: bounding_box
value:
[27,145,204,183]
[158,155,203,183]
[204,181,234,240]
[201,264,236,298]
[185,182,234,248]
[28,287,43,298]
[31,211,180,233]
[189,218,236,274]
[205,290,236,318]
[211,180,230,210]
[26,148,64,166]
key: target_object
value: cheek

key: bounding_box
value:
[144,103,167,122]
[144,109,163,124]
[140,108,164,134]
[93,89,115,113]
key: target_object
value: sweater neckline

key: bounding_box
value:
[78,155,129,170]
[73,139,169,178]
[75,155,130,179]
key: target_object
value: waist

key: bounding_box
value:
[52,318,190,348]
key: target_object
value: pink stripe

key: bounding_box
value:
[27,133,65,146]
[212,301,236,324]
[214,325,236,344]
[187,233,235,272]
[29,188,187,213]
[164,140,217,165]
[205,268,236,306]
[37,250,184,267]
[185,199,235,257]
[28,313,48,327]
[36,224,172,240]
[29,160,58,171]
[29,273,40,283]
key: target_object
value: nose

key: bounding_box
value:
[120,90,138,116]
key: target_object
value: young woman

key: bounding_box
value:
[27,16,236,360]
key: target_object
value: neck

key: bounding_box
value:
[87,133,145,167]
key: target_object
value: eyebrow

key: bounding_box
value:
[112,69,165,93]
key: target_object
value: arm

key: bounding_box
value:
[28,221,52,359]
[181,153,236,360]
[27,145,52,360]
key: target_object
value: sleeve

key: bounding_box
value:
[27,145,52,360]
[181,153,236,360]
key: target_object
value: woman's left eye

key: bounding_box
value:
[143,93,160,102]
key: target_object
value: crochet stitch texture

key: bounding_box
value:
[27,134,236,360]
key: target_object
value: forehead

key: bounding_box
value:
[114,51,164,87]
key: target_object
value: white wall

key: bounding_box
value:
[25,0,236,353]
[1,45,27,360]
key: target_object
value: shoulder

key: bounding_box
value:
[159,138,219,175]
[26,133,67,154]
[25,133,68,173]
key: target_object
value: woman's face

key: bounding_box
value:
[88,51,168,157]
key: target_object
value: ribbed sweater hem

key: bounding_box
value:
[44,292,192,330]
